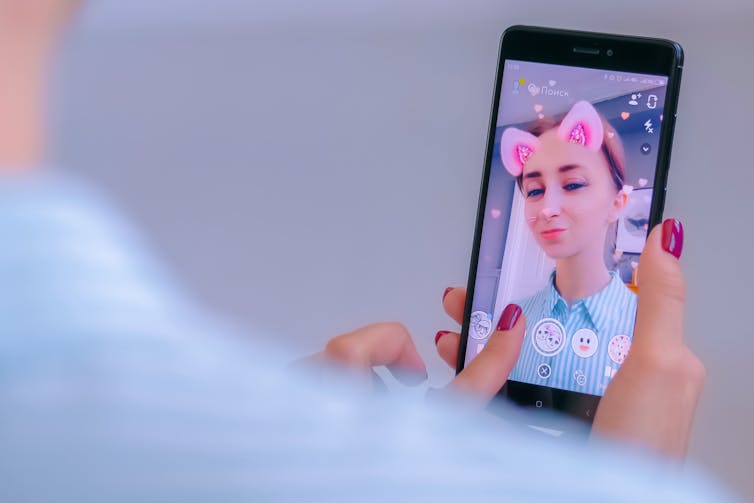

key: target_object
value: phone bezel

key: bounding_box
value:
[456,25,684,426]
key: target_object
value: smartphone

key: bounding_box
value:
[457,26,683,430]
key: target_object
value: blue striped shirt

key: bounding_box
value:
[508,270,638,396]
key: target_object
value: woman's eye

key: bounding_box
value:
[564,182,586,191]
[526,188,544,198]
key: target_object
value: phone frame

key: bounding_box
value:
[456,25,684,426]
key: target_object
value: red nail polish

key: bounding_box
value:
[661,218,684,259]
[497,304,522,331]
[435,331,449,345]
[443,287,453,301]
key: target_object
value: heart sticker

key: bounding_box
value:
[490,209,501,219]
[534,104,543,113]
[621,112,630,120]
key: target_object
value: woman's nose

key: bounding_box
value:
[541,207,560,219]
[541,190,562,219]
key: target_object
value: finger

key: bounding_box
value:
[322,322,428,385]
[449,304,525,400]
[442,287,467,326]
[434,330,460,368]
[632,219,686,355]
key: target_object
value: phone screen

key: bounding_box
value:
[464,59,670,398]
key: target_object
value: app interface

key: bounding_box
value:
[465,60,669,396]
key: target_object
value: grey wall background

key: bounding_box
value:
[52,0,754,499]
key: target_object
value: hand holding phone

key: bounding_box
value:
[442,219,703,455]
[307,219,702,457]
[591,220,704,457]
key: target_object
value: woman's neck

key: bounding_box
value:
[554,246,611,306]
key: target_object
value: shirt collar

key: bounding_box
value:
[545,270,629,332]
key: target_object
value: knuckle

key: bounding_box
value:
[683,350,706,386]
[639,257,686,304]
[383,321,410,338]
[650,270,686,304]
[633,346,705,389]
[324,335,362,364]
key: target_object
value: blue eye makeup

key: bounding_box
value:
[564,182,586,191]
[526,188,545,198]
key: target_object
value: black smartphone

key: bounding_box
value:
[457,26,683,431]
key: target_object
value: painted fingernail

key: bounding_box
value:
[661,218,684,259]
[496,304,522,331]
[443,287,453,301]
[435,330,450,345]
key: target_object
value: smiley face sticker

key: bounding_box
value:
[530,318,567,357]
[608,334,632,365]
[571,328,599,358]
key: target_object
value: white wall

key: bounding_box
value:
[54,0,754,498]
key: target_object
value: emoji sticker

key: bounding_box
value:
[571,328,599,358]
[608,334,632,365]
[531,318,567,357]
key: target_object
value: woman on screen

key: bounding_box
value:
[499,100,637,396]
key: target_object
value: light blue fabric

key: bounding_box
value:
[0,173,738,502]
[509,271,637,396]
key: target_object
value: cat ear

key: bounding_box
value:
[557,100,604,151]
[500,127,540,177]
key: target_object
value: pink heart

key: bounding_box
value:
[538,113,544,120]
[534,104,543,113]
[607,130,615,138]
[621,112,630,120]
[490,209,501,219]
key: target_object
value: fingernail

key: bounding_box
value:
[435,330,450,345]
[661,218,684,259]
[443,287,453,301]
[496,304,522,331]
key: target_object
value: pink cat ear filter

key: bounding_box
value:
[499,127,539,177]
[557,100,604,151]
[499,100,605,177]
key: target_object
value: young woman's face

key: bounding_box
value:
[521,128,624,260]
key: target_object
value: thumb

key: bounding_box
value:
[449,304,526,401]
[632,218,686,357]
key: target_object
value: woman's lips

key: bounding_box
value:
[540,228,565,240]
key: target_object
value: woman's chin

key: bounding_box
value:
[540,242,573,260]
